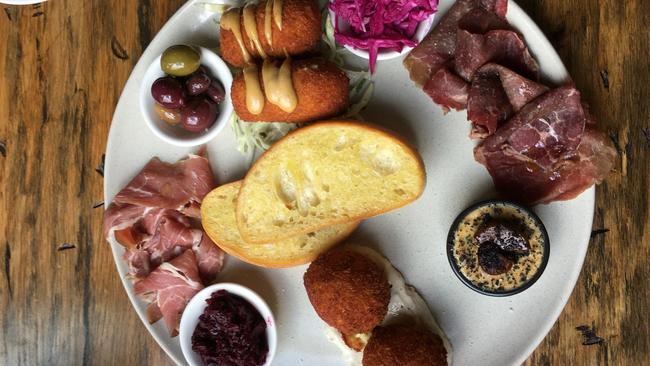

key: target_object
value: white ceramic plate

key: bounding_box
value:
[0,0,46,5]
[104,1,593,365]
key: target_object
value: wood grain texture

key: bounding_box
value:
[0,1,647,365]
[516,1,650,365]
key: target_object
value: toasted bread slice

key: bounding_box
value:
[236,121,426,243]
[201,181,359,268]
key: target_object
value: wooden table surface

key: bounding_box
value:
[0,1,648,365]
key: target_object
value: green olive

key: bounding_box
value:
[160,45,201,77]
[153,103,181,125]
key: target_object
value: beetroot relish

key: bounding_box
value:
[191,290,268,366]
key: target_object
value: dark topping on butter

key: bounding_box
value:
[449,201,548,294]
[477,243,514,275]
[475,222,529,254]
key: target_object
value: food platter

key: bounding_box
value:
[104,1,595,365]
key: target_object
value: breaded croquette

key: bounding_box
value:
[220,0,321,67]
[362,323,448,366]
[232,58,349,123]
[303,249,390,335]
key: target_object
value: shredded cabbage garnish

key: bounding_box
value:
[194,2,232,13]
[231,115,300,158]
[194,0,258,13]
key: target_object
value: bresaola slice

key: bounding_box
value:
[404,0,507,87]
[483,86,585,168]
[467,71,513,137]
[474,86,616,204]
[457,7,509,33]
[424,67,470,112]
[468,64,548,137]
[455,29,539,81]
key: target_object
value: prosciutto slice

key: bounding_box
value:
[134,250,204,336]
[113,154,215,218]
[468,64,548,137]
[104,203,224,281]
[404,0,507,86]
[474,86,616,204]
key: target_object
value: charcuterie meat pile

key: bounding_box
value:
[404,0,616,205]
[103,153,225,335]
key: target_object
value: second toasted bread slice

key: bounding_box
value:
[201,181,359,268]
[236,121,426,243]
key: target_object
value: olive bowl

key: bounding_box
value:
[179,283,277,366]
[446,200,551,297]
[139,46,233,147]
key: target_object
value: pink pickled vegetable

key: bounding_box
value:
[330,0,438,72]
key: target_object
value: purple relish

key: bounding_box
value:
[192,290,268,366]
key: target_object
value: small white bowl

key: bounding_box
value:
[139,46,233,147]
[179,283,277,366]
[329,9,436,62]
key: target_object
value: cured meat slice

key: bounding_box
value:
[455,29,539,81]
[103,203,150,243]
[467,72,512,137]
[104,153,226,337]
[113,154,215,217]
[142,213,200,270]
[134,250,205,336]
[468,64,548,137]
[104,153,224,278]
[404,0,507,86]
[193,234,226,283]
[483,85,585,167]
[545,125,616,202]
[458,7,509,33]
[123,249,152,278]
[484,64,548,111]
[454,30,489,81]
[484,30,539,79]
[474,86,616,204]
[423,67,470,112]
[105,204,224,281]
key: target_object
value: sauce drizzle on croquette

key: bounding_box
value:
[273,0,283,30]
[243,4,268,58]
[243,65,265,114]
[220,0,321,67]
[264,0,285,46]
[264,0,275,46]
[232,58,349,123]
[221,8,252,64]
[262,58,297,112]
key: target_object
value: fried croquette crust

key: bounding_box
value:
[232,58,349,123]
[220,0,321,67]
[303,249,390,335]
[362,324,448,366]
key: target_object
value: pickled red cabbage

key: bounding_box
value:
[329,0,438,72]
